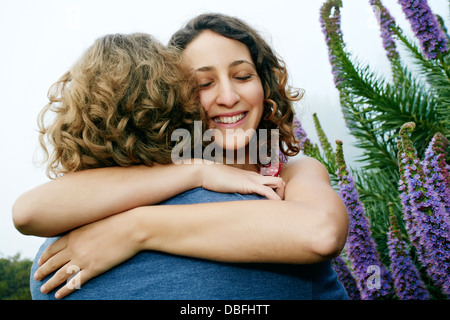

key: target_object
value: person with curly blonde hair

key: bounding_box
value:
[38,32,203,178]
[15,14,349,300]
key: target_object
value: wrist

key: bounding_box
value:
[194,159,215,189]
[192,161,206,189]
[130,205,171,253]
[198,160,222,189]
[128,207,153,252]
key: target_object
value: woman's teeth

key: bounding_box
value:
[213,113,245,124]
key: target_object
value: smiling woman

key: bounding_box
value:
[170,15,303,169]
[183,31,265,155]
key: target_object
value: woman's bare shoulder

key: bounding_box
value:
[281,155,330,183]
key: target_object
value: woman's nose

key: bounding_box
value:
[216,81,240,108]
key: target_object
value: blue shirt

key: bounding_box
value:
[30,188,348,300]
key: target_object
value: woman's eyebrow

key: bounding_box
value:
[195,60,255,72]
[229,60,255,69]
[195,66,215,72]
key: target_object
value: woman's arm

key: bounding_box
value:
[13,162,284,237]
[35,157,348,299]
[139,157,348,263]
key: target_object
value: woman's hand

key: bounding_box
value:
[33,209,141,299]
[200,162,285,200]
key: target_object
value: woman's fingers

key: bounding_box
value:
[252,184,281,200]
[34,248,70,281]
[256,176,285,200]
[39,262,89,299]
[274,181,285,200]
[54,268,89,299]
[38,236,67,266]
[39,261,73,294]
[266,177,285,199]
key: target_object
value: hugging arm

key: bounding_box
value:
[139,157,348,263]
[13,161,284,237]
[34,157,348,299]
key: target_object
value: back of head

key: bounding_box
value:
[39,33,203,178]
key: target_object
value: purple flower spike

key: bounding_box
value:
[335,140,394,299]
[320,0,345,87]
[422,133,450,217]
[397,139,420,245]
[397,0,449,59]
[398,122,450,296]
[292,115,314,156]
[274,114,312,164]
[369,0,400,62]
[387,206,430,299]
[332,255,361,300]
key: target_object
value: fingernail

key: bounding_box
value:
[40,285,47,294]
[34,272,40,281]
[37,258,42,266]
[55,292,61,299]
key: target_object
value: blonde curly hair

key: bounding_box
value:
[38,33,204,179]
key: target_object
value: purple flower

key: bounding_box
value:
[320,0,345,87]
[387,207,430,299]
[369,0,400,62]
[332,255,361,300]
[335,140,394,299]
[292,115,314,156]
[398,122,450,296]
[275,115,314,166]
[397,142,420,244]
[397,0,449,59]
[422,133,450,217]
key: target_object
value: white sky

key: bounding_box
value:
[1,0,448,259]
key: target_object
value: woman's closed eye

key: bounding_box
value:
[235,75,252,81]
[199,81,213,89]
[198,73,254,89]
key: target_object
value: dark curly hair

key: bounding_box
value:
[38,33,204,178]
[169,13,303,161]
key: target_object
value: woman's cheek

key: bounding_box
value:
[253,86,265,121]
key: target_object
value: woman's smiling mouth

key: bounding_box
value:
[212,112,248,127]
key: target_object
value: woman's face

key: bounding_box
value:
[183,30,264,151]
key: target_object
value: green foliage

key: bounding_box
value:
[318,0,449,247]
[0,254,32,300]
[320,0,448,172]
[313,0,450,299]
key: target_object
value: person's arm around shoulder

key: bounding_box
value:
[12,164,198,236]
[33,156,348,298]
[134,156,348,264]
[12,162,284,237]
